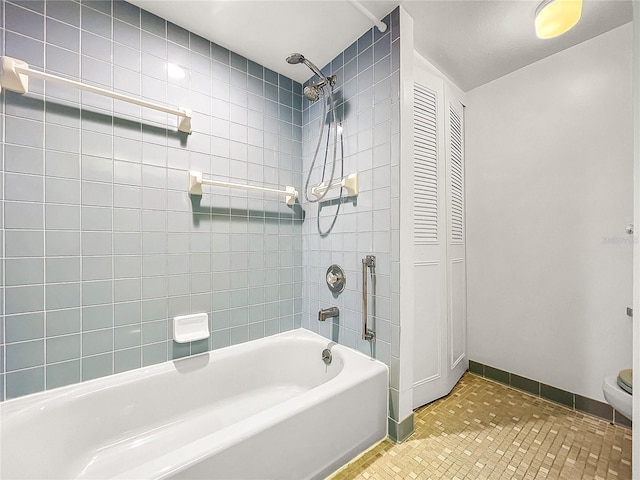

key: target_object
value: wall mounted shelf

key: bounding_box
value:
[188,171,298,206]
[0,56,192,134]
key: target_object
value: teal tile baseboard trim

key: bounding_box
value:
[388,412,414,443]
[468,360,632,428]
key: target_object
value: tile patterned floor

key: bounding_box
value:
[330,373,632,480]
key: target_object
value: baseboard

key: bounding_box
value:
[388,412,415,443]
[469,360,632,428]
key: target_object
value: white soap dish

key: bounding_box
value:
[173,313,209,343]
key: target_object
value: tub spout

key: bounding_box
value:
[318,307,339,321]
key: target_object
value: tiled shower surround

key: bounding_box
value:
[0,0,305,400]
[301,9,401,418]
[0,0,403,411]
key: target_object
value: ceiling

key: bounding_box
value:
[131,0,633,92]
[403,0,633,91]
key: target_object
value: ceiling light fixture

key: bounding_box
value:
[535,0,583,39]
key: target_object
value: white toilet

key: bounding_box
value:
[602,369,632,420]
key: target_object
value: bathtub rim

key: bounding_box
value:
[0,328,379,412]
[1,328,389,480]
[113,329,389,479]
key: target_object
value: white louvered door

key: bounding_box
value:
[412,63,467,410]
[445,89,467,393]
[411,70,449,408]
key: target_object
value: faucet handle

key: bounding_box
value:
[326,264,346,294]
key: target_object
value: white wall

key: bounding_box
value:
[632,1,639,468]
[466,23,634,401]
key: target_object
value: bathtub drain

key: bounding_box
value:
[322,349,332,365]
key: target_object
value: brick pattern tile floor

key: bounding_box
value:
[330,373,632,480]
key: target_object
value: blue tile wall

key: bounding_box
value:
[301,7,400,392]
[1,0,303,400]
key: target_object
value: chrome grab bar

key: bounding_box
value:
[362,255,376,341]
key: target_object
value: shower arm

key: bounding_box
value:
[309,75,337,90]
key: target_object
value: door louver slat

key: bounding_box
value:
[449,104,464,244]
[414,84,439,244]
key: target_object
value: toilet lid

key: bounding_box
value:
[617,369,632,395]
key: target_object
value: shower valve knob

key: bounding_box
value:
[326,264,346,294]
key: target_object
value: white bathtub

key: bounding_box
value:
[0,328,388,480]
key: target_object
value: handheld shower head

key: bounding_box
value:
[286,53,305,65]
[285,53,336,104]
[285,53,325,81]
